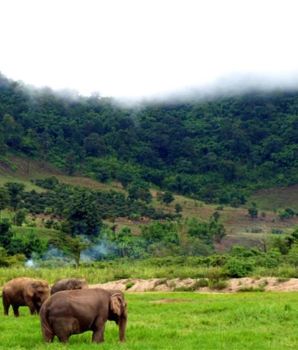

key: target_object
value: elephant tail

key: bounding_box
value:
[40,304,54,342]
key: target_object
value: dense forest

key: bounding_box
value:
[2,72,298,272]
[2,72,298,207]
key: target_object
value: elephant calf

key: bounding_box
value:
[50,278,88,295]
[40,288,127,343]
[2,277,50,317]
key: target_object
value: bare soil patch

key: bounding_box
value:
[90,277,298,293]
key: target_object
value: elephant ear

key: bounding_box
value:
[26,282,37,297]
[110,293,123,316]
[68,280,76,290]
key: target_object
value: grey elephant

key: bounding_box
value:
[50,278,88,295]
[40,288,127,343]
[2,277,50,317]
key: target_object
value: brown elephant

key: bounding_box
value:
[50,278,88,295]
[2,277,50,317]
[40,288,127,343]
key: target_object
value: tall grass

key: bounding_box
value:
[2,260,298,290]
[1,292,298,349]
[0,264,213,288]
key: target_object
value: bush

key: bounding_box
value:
[196,278,209,287]
[272,228,283,234]
[35,177,59,189]
[206,266,226,280]
[251,227,263,233]
[208,279,228,290]
[125,281,134,289]
[224,257,254,278]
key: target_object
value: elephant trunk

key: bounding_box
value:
[119,315,127,343]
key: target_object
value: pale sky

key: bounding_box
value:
[1,0,298,101]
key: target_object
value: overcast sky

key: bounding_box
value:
[1,0,298,101]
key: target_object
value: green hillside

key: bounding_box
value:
[2,73,298,268]
[2,72,298,208]
[2,155,298,252]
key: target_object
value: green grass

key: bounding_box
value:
[0,265,216,288]
[2,261,298,292]
[1,292,298,349]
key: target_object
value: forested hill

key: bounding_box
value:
[1,72,298,206]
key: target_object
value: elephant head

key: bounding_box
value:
[25,280,50,312]
[50,278,88,295]
[109,292,127,342]
[69,278,88,290]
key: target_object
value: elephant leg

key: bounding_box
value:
[92,319,106,343]
[42,328,54,343]
[12,305,20,317]
[57,334,70,343]
[35,304,41,314]
[27,303,36,315]
[52,317,78,343]
[3,299,10,316]
[53,327,70,343]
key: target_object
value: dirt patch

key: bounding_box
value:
[89,277,298,293]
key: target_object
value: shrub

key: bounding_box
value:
[208,279,228,290]
[272,228,283,234]
[216,205,224,210]
[206,267,227,281]
[167,280,176,289]
[251,227,263,233]
[154,279,167,287]
[125,281,134,289]
[224,257,254,278]
[196,278,209,288]
[238,283,266,292]
[113,270,130,280]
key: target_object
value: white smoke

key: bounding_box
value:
[81,241,117,262]
[25,258,38,268]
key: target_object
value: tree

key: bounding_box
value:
[248,202,258,219]
[8,231,46,258]
[14,209,27,226]
[175,203,183,215]
[66,190,102,237]
[162,191,175,206]
[140,220,179,245]
[211,211,220,223]
[0,221,13,250]
[83,132,106,157]
[127,181,152,203]
[4,182,25,212]
[53,233,92,269]
[179,236,214,256]
[278,208,294,221]
[187,216,226,246]
[0,247,25,267]
[39,131,51,168]
[0,187,10,219]
[21,129,39,172]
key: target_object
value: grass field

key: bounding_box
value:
[0,291,298,349]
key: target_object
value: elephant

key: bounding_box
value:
[40,288,127,343]
[50,278,88,295]
[2,277,50,317]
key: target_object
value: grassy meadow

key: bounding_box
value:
[0,290,298,349]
